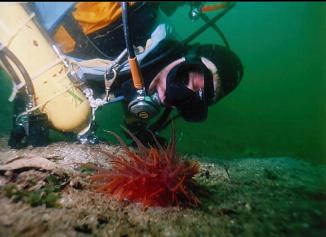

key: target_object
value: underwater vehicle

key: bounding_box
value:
[0,2,239,148]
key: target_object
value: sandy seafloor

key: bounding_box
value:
[0,137,325,237]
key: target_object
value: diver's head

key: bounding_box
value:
[148,44,243,123]
[164,58,216,122]
[163,43,244,122]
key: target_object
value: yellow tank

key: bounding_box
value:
[0,3,92,133]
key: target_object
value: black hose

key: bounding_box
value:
[0,46,35,100]
[0,50,22,85]
[121,2,135,58]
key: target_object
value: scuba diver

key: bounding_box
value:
[0,2,243,148]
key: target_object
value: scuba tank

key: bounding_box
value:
[0,3,92,147]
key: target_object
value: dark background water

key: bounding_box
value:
[0,2,325,163]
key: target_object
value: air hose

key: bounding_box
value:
[120,2,160,120]
[0,45,36,108]
[121,2,144,90]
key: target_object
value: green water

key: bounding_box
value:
[168,2,326,163]
[0,2,325,163]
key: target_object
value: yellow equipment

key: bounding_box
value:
[0,3,92,134]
